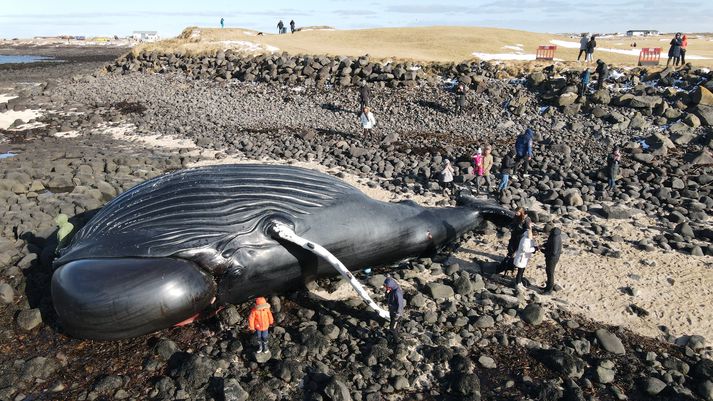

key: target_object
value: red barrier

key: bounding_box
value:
[638,48,661,66]
[536,45,557,61]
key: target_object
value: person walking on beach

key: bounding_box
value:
[498,150,515,194]
[680,34,688,65]
[542,226,562,294]
[358,81,371,109]
[606,145,621,193]
[277,20,285,34]
[248,297,274,354]
[290,20,296,34]
[580,68,591,96]
[454,82,467,114]
[220,17,224,29]
[359,106,376,135]
[513,227,537,291]
[586,35,597,63]
[440,159,455,192]
[595,59,608,90]
[514,128,534,177]
[384,278,405,340]
[667,33,682,67]
[578,33,589,61]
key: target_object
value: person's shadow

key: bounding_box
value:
[416,99,450,114]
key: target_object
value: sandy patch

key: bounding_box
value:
[452,211,713,341]
[0,109,43,130]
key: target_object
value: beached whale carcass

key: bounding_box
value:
[52,164,512,340]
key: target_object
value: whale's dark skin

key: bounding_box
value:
[52,164,513,340]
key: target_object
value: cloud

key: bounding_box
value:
[332,9,378,16]
[385,4,477,14]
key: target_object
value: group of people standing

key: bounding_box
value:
[276,20,297,34]
[578,34,598,63]
[667,32,688,66]
[441,128,534,197]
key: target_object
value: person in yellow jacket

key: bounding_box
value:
[248,297,274,353]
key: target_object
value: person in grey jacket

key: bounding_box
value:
[578,34,589,61]
[384,278,405,338]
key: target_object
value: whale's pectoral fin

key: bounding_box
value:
[51,258,216,340]
[456,191,515,227]
[267,222,391,320]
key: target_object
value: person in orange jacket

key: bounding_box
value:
[248,297,274,353]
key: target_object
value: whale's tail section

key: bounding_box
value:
[456,190,515,227]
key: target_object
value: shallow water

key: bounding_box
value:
[0,152,17,159]
[0,54,58,64]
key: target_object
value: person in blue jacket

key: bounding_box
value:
[514,128,534,177]
[384,277,405,338]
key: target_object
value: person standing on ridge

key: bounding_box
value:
[542,226,562,294]
[290,19,296,34]
[514,128,534,177]
[595,59,608,90]
[248,297,274,354]
[667,32,682,66]
[220,17,224,29]
[384,278,405,339]
[586,34,597,63]
[680,34,688,65]
[578,33,589,61]
[277,20,285,34]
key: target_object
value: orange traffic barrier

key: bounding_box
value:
[536,45,557,61]
[638,48,661,66]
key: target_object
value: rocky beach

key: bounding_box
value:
[0,44,712,401]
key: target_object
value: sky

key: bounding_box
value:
[1,0,711,38]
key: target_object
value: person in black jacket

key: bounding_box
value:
[542,227,562,294]
[290,20,296,34]
[358,81,371,109]
[454,82,467,113]
[498,150,515,193]
[595,59,608,90]
[586,35,597,63]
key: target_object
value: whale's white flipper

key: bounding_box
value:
[270,222,391,320]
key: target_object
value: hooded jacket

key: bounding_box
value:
[543,228,562,262]
[384,278,405,316]
[515,129,534,158]
[500,152,515,174]
[248,297,274,331]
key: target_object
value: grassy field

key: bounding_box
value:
[135,26,713,68]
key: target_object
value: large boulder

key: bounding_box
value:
[692,85,713,106]
[595,329,625,355]
[427,283,454,300]
[693,104,713,126]
[629,95,661,108]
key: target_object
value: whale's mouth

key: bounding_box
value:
[456,190,515,227]
[51,257,216,340]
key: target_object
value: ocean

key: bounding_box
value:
[0,55,57,64]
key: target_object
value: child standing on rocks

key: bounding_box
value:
[440,159,455,192]
[498,150,515,194]
[472,148,484,193]
[359,106,376,135]
[248,297,274,354]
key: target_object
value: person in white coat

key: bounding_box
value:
[359,106,376,134]
[513,227,537,290]
[440,159,455,192]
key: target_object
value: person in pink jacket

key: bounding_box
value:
[472,148,484,194]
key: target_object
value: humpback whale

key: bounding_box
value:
[52,164,512,340]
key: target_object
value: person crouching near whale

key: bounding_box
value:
[248,297,274,354]
[513,227,537,293]
[384,278,405,340]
